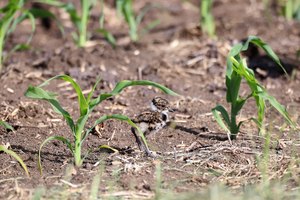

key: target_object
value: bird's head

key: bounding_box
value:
[150,97,174,113]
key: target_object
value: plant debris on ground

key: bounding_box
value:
[0,0,300,199]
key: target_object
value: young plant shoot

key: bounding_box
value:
[25,75,178,173]
[212,36,295,140]
[0,0,36,71]
[0,145,29,176]
[35,0,95,47]
[200,0,215,37]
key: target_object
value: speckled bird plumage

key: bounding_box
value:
[131,97,173,157]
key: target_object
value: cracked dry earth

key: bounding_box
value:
[0,0,300,199]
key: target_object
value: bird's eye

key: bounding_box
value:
[162,113,167,121]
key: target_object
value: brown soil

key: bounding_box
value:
[1,0,300,199]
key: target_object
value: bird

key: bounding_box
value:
[131,97,173,157]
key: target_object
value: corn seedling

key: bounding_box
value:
[0,145,29,176]
[117,0,160,42]
[24,75,178,173]
[200,0,215,38]
[212,36,295,140]
[35,0,96,47]
[118,0,138,41]
[279,0,300,20]
[97,0,116,47]
[0,0,36,71]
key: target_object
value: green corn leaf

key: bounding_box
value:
[0,0,25,71]
[0,145,29,176]
[65,3,81,29]
[256,90,296,128]
[38,136,73,174]
[28,7,65,36]
[0,120,14,131]
[89,80,179,109]
[4,10,35,63]
[141,19,160,36]
[200,0,215,37]
[233,98,247,115]
[97,29,116,47]
[122,0,138,41]
[249,117,262,128]
[225,71,242,103]
[38,75,88,116]
[136,3,160,26]
[87,77,101,103]
[82,114,148,149]
[227,36,287,77]
[98,145,119,153]
[25,86,75,133]
[230,56,266,125]
[212,105,230,133]
[33,0,66,7]
[98,0,116,47]
[111,80,179,96]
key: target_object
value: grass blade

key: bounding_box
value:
[38,136,73,174]
[0,120,14,131]
[0,145,29,176]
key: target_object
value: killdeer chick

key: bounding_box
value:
[131,97,173,157]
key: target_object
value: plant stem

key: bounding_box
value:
[78,0,89,47]
[230,105,238,140]
[74,128,83,166]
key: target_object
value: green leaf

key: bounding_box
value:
[0,120,14,131]
[227,36,287,77]
[0,145,29,176]
[121,0,138,41]
[230,56,266,125]
[87,77,101,103]
[233,98,247,115]
[28,7,65,36]
[200,0,215,37]
[38,75,88,116]
[141,19,160,35]
[226,70,242,103]
[38,136,73,174]
[111,80,179,96]
[212,105,230,133]
[24,86,75,133]
[89,80,179,109]
[82,114,148,150]
[98,145,119,153]
[256,90,296,128]
[33,0,66,7]
[97,29,116,47]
